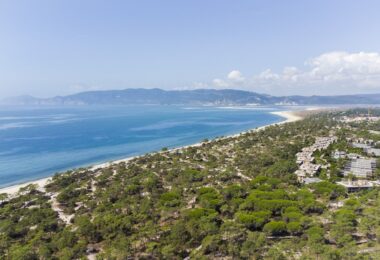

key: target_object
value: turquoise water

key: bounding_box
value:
[0,105,283,187]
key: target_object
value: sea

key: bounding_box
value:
[0,105,285,188]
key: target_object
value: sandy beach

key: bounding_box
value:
[0,110,303,196]
[270,111,303,123]
[0,177,52,196]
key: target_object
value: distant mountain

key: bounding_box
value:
[2,88,380,106]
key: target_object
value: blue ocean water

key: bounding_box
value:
[0,105,283,187]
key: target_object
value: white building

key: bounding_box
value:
[303,177,322,185]
[366,148,380,157]
[294,136,336,183]
[353,143,371,149]
[343,158,376,178]
[333,150,346,159]
[337,180,379,192]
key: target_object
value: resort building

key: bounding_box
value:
[333,150,346,159]
[365,148,380,157]
[339,116,380,123]
[300,162,320,176]
[295,170,306,183]
[296,151,314,165]
[294,136,336,183]
[352,143,371,150]
[303,177,322,185]
[337,180,379,192]
[314,136,338,150]
[343,158,376,178]
[352,138,374,145]
[347,153,361,160]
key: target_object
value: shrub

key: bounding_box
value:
[159,191,181,207]
[287,222,302,235]
[282,211,302,222]
[306,226,324,244]
[263,221,287,236]
[235,211,271,229]
[197,188,223,209]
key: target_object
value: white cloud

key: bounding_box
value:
[209,51,380,95]
[257,69,279,81]
[212,78,229,87]
[211,70,246,88]
[227,70,245,82]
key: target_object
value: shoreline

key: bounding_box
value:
[270,111,304,123]
[0,110,303,196]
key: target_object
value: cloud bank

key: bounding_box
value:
[210,51,380,95]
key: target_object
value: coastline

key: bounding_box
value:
[0,110,303,196]
[270,111,303,123]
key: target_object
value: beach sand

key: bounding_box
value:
[0,177,52,196]
[0,110,303,196]
[270,111,303,123]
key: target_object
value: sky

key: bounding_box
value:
[1,0,380,98]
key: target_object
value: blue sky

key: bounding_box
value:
[1,0,380,97]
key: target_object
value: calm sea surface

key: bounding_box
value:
[0,105,284,187]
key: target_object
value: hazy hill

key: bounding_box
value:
[2,88,380,106]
